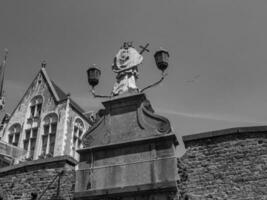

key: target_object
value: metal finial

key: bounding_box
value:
[41,60,47,68]
[4,48,8,62]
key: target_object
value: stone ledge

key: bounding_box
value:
[74,181,177,200]
[78,133,178,153]
[0,155,77,176]
[102,93,145,108]
[182,125,267,143]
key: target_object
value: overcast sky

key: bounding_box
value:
[1,0,267,150]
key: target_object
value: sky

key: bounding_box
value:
[1,0,267,153]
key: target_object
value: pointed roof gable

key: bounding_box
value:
[40,67,60,101]
[8,67,86,120]
[51,81,68,100]
[40,67,85,114]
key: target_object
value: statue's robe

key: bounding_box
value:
[112,47,143,95]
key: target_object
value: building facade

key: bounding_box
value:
[0,65,91,163]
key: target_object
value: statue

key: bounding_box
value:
[112,42,143,96]
[87,42,170,99]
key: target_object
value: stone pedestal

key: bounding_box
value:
[74,93,179,200]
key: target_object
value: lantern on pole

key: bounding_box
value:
[140,48,170,93]
[154,49,170,73]
[87,66,111,98]
[87,66,101,89]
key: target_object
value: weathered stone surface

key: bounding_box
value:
[75,93,179,200]
[0,140,26,166]
[83,93,172,147]
[76,136,177,190]
[181,126,267,200]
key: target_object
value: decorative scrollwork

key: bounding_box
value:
[140,99,171,134]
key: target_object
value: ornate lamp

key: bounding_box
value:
[154,49,169,73]
[140,48,170,93]
[87,66,101,89]
[87,66,112,98]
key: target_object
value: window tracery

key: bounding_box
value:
[29,96,43,119]
[8,123,21,147]
[24,96,43,160]
[24,127,38,159]
[72,118,84,160]
[41,113,58,157]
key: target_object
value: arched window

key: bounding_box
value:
[24,127,38,159]
[29,96,43,119]
[8,124,21,146]
[24,96,43,159]
[72,118,84,159]
[41,113,58,156]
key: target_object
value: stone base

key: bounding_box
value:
[74,181,178,200]
[76,93,179,200]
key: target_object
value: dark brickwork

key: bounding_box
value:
[0,156,77,200]
[181,126,267,200]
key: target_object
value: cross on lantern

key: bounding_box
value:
[139,43,150,55]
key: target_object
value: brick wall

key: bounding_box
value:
[0,156,77,200]
[181,126,267,200]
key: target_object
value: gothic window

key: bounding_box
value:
[41,113,58,156]
[29,96,43,119]
[23,127,38,159]
[8,124,21,146]
[23,96,43,160]
[72,118,84,159]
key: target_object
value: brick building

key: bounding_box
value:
[0,64,91,165]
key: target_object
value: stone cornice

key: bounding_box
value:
[0,155,77,176]
[78,133,178,153]
[183,126,267,143]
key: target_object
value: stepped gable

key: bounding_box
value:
[82,93,173,148]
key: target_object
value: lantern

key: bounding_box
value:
[154,49,170,72]
[87,67,101,88]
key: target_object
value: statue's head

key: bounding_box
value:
[122,42,133,50]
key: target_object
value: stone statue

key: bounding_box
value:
[112,42,143,96]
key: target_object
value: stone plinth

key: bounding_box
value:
[74,93,179,200]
